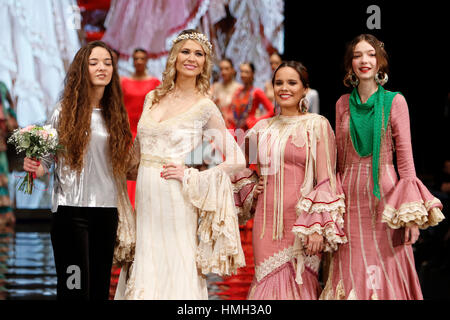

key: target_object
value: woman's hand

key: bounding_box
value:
[253,175,265,199]
[161,163,185,182]
[305,232,324,256]
[23,157,45,178]
[404,225,420,245]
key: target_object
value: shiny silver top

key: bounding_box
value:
[42,105,117,212]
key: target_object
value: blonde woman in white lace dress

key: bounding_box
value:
[114,29,246,300]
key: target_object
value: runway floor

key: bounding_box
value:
[1,210,449,300]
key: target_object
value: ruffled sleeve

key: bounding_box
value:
[113,175,136,266]
[126,134,140,181]
[381,95,444,229]
[231,168,259,225]
[230,119,268,225]
[292,117,347,252]
[182,103,246,276]
[293,177,347,252]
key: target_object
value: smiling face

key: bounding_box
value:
[352,40,378,83]
[175,39,206,79]
[273,66,306,110]
[88,46,113,87]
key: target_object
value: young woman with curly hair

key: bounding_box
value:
[320,34,444,300]
[23,40,134,300]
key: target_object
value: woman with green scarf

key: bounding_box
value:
[0,81,17,228]
[320,34,444,300]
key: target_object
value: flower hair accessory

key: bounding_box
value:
[172,32,213,51]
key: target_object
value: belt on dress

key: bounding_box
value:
[140,154,185,168]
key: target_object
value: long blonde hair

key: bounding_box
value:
[153,29,213,104]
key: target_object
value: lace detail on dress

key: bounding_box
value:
[382,198,445,230]
[255,246,294,282]
[296,196,346,216]
[113,176,136,265]
[255,246,321,282]
[293,195,347,252]
[232,174,255,193]
[183,167,246,276]
[236,184,256,225]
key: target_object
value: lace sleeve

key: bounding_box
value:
[202,104,246,175]
[182,102,246,276]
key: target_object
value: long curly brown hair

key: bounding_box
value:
[58,41,132,177]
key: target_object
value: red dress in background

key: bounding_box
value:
[121,77,160,208]
[224,86,274,131]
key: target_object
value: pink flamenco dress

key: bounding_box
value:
[232,114,347,300]
[321,93,445,300]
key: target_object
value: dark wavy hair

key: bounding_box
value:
[272,60,310,89]
[58,40,133,177]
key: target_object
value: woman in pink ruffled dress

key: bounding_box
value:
[320,34,445,300]
[233,61,347,300]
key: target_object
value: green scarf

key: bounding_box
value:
[0,82,8,109]
[349,84,398,199]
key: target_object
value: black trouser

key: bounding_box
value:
[50,206,118,300]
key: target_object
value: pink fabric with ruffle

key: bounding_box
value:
[383,177,443,228]
[322,94,444,300]
[387,178,440,208]
[247,262,321,300]
[232,115,345,300]
[293,181,346,249]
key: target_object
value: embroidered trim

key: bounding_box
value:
[296,196,346,215]
[292,206,347,252]
[232,174,257,193]
[140,154,185,168]
[382,199,445,230]
[304,254,321,274]
[255,246,294,282]
[254,246,321,282]
[236,185,257,225]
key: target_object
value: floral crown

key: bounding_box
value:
[172,32,213,51]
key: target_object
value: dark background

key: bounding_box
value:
[283,0,449,182]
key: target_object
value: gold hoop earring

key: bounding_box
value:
[348,72,359,87]
[375,71,388,86]
[298,97,309,113]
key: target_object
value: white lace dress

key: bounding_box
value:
[115,91,246,300]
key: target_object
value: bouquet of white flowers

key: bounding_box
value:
[8,125,61,194]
